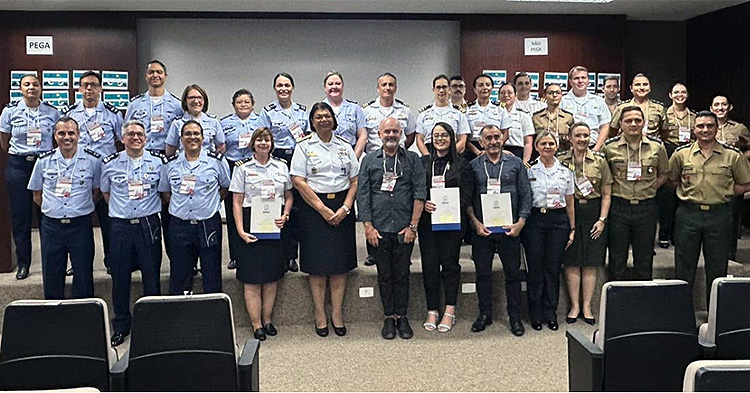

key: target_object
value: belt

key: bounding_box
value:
[613,196,653,205]
[275,148,294,155]
[10,154,38,162]
[533,207,565,214]
[684,202,729,211]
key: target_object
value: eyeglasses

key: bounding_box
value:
[434,85,450,91]
[82,82,101,89]
[125,132,146,138]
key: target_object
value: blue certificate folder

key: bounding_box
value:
[432,222,461,231]
[488,226,508,234]
[252,232,280,240]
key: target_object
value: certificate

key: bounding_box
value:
[431,187,461,231]
[481,193,514,233]
[250,196,282,239]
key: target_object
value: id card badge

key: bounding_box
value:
[260,179,276,199]
[179,174,197,195]
[54,177,73,198]
[88,122,105,142]
[487,179,501,195]
[575,110,588,123]
[238,133,252,149]
[472,121,485,139]
[128,180,145,200]
[576,177,594,197]
[290,122,305,141]
[546,189,562,208]
[150,115,164,133]
[432,175,445,189]
[381,172,398,192]
[627,162,642,181]
[27,127,42,146]
[678,127,691,143]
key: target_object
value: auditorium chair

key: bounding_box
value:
[683,360,750,391]
[698,277,750,359]
[566,280,699,391]
[110,293,260,391]
[0,298,118,391]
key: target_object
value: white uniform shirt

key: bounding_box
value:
[229,155,292,208]
[516,97,547,114]
[362,98,416,154]
[290,133,359,194]
[505,106,535,148]
[466,101,513,141]
[415,103,471,144]
[527,157,575,208]
[561,91,611,146]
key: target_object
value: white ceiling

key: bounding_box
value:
[0,0,746,21]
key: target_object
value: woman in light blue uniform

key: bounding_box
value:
[320,71,367,158]
[164,84,226,157]
[221,89,263,270]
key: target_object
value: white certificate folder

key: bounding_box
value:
[481,193,514,234]
[430,188,461,231]
[250,197,282,240]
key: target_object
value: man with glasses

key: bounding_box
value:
[449,75,468,110]
[100,120,165,347]
[62,71,123,274]
[561,66,611,151]
[416,74,471,156]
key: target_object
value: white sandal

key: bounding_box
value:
[423,310,439,331]
[437,313,456,333]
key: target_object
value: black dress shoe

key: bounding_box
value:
[364,255,376,266]
[192,267,199,277]
[111,331,129,347]
[510,319,525,336]
[228,260,237,270]
[263,323,277,336]
[565,315,578,324]
[333,325,347,336]
[583,316,596,325]
[315,325,329,337]
[253,327,266,341]
[381,318,396,340]
[16,266,29,280]
[546,320,559,331]
[287,259,299,272]
[531,321,543,331]
[66,267,73,276]
[471,314,493,333]
[658,240,670,249]
[396,316,413,339]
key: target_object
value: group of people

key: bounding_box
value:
[2,61,749,346]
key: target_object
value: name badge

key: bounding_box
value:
[381,172,398,192]
[576,177,594,197]
[260,179,276,199]
[678,126,691,143]
[290,122,305,142]
[128,180,146,200]
[179,174,197,195]
[88,122,105,142]
[627,162,642,181]
[575,110,588,122]
[150,115,164,133]
[432,175,445,189]
[487,179,501,195]
[546,189,562,208]
[238,133,252,149]
[27,127,42,146]
[54,177,72,198]
[472,121,485,139]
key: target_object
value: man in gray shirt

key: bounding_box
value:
[358,116,426,340]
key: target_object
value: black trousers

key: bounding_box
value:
[5,154,39,269]
[168,213,222,294]
[522,208,570,323]
[272,148,299,260]
[40,215,94,299]
[472,232,523,320]
[109,214,162,334]
[504,145,524,160]
[418,221,462,311]
[608,197,658,280]
[374,232,414,316]
[94,198,111,267]
[225,160,241,262]
[657,142,679,243]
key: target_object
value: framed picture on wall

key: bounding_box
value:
[544,72,568,90]
[10,70,38,89]
[597,73,621,91]
[42,70,70,89]
[103,91,130,110]
[102,71,128,90]
[42,90,69,109]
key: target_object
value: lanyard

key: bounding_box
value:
[545,110,561,138]
[483,160,504,187]
[572,152,587,178]
[56,151,80,179]
[126,155,148,181]
[149,94,164,118]
[183,157,202,174]
[625,140,643,165]
[383,152,400,175]
[431,159,450,178]
[673,108,692,130]
[25,108,40,129]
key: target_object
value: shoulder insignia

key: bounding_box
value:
[646,135,663,144]
[721,143,741,153]
[525,159,537,169]
[169,92,181,101]
[532,108,546,116]
[295,103,307,112]
[130,92,145,102]
[103,102,120,114]
[41,101,57,110]
[345,98,358,105]
[560,108,574,116]
[539,97,548,104]
[38,149,55,158]
[205,113,217,119]
[5,101,19,108]
[148,150,167,163]
[272,156,288,165]
[362,99,376,109]
[517,107,530,114]
[102,152,120,164]
[593,150,606,158]
[207,151,224,160]
[220,113,233,121]
[674,144,691,152]
[492,100,501,106]
[395,98,409,108]
[335,135,349,143]
[166,154,179,163]
[235,157,251,167]
[264,102,277,111]
[453,104,465,113]
[467,100,476,107]
[61,103,77,115]
[651,99,665,108]
[419,104,433,113]
[604,136,621,145]
[84,148,101,159]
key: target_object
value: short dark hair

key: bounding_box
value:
[147,60,167,75]
[513,72,531,84]
[603,75,619,84]
[449,75,464,84]
[621,105,644,119]
[499,82,517,93]
[309,102,338,133]
[250,127,274,152]
[181,84,209,113]
[181,119,203,136]
[19,74,39,85]
[570,122,591,136]
[473,73,494,88]
[377,72,397,84]
[631,73,649,85]
[232,89,254,106]
[544,83,562,94]
[695,110,718,124]
[273,73,295,88]
[78,71,101,85]
[432,74,450,88]
[55,116,79,132]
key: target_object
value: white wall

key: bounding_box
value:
[137,18,460,117]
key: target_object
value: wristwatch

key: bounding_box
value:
[408,223,417,232]
[598,216,607,223]
[342,205,351,215]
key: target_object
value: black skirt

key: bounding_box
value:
[235,207,288,284]
[298,189,357,275]
[565,198,607,267]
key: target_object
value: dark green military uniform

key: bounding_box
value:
[602,134,669,280]
[668,141,750,308]
[532,108,575,153]
[610,98,668,139]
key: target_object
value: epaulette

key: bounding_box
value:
[362,99,376,109]
[5,101,19,108]
[532,108,546,116]
[516,106,530,114]
[271,156,288,165]
[235,157,252,167]
[148,150,167,164]
[651,99,665,108]
[207,151,224,160]
[559,157,573,170]
[84,148,101,159]
[102,152,120,164]
[453,104,466,113]
[687,108,697,115]
[560,107,575,116]
[166,154,179,163]
[493,100,503,107]
[264,102,277,111]
[38,149,55,158]
[220,113,233,121]
[130,92,145,102]
[721,143,741,153]
[646,135,663,144]
[395,98,409,107]
[674,143,691,153]
[169,92,181,101]
[297,134,313,143]
[41,101,57,110]
[334,135,349,144]
[604,136,621,145]
[103,102,120,114]
[525,158,537,169]
[419,104,433,113]
[295,103,307,112]
[345,98,358,105]
[61,103,77,115]
[593,150,606,158]
[467,100,477,107]
[205,113,217,119]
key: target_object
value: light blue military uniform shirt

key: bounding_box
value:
[320,98,366,146]
[527,157,575,208]
[158,150,231,221]
[62,101,123,157]
[220,112,263,162]
[466,101,513,141]
[416,103,472,144]
[124,91,184,151]
[0,101,60,155]
[27,148,102,218]
[258,100,308,151]
[100,150,165,219]
[165,112,226,153]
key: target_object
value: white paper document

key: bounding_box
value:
[431,187,461,231]
[250,196,282,239]
[481,193,514,233]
